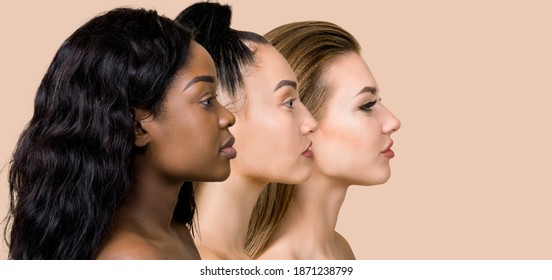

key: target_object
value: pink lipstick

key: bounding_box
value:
[220,137,237,159]
[382,141,395,158]
[301,142,313,158]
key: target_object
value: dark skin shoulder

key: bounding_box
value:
[95,231,167,260]
[95,221,200,260]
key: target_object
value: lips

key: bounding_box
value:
[220,137,237,159]
[382,140,395,158]
[301,142,313,158]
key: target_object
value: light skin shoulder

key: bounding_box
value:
[195,247,227,260]
[254,244,298,260]
[334,231,356,260]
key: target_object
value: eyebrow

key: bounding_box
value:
[356,86,378,96]
[273,80,297,92]
[183,75,215,91]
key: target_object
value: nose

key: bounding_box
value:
[218,101,235,128]
[381,104,401,134]
[299,103,319,135]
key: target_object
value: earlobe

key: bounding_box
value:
[131,108,153,147]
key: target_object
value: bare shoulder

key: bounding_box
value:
[195,246,226,260]
[255,242,298,260]
[256,251,297,260]
[95,231,166,260]
[334,231,356,260]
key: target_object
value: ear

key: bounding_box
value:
[131,108,154,148]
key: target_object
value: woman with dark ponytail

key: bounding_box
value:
[175,2,318,259]
[6,7,236,259]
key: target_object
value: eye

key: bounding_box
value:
[283,98,296,109]
[359,100,377,112]
[200,95,217,108]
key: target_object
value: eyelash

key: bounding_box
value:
[283,98,296,109]
[359,100,377,112]
[200,95,217,108]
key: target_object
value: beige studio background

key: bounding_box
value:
[1,0,551,260]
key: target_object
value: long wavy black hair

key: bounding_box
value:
[6,7,195,259]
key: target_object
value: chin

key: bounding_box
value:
[354,170,391,186]
[370,172,392,185]
[192,166,231,182]
[293,168,312,184]
[212,168,232,182]
[278,168,311,184]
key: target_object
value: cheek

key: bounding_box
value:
[175,113,218,148]
[231,112,305,181]
[315,120,361,164]
[163,114,221,176]
[313,118,385,183]
[235,107,297,151]
[335,114,383,149]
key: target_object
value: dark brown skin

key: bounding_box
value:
[96,42,235,260]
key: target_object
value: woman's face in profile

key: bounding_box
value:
[226,44,318,183]
[136,41,236,182]
[311,52,401,186]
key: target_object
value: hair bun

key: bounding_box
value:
[175,2,233,47]
[175,2,267,97]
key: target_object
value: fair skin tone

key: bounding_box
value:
[95,42,236,260]
[193,43,318,259]
[257,52,401,259]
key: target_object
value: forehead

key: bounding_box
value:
[181,41,216,76]
[324,52,378,98]
[249,44,297,81]
[233,44,297,116]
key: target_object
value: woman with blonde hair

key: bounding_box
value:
[175,3,318,259]
[247,21,401,259]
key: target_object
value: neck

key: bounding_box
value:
[266,169,349,259]
[118,157,182,235]
[193,173,265,259]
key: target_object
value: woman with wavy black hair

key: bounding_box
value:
[6,7,236,259]
[175,2,318,259]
